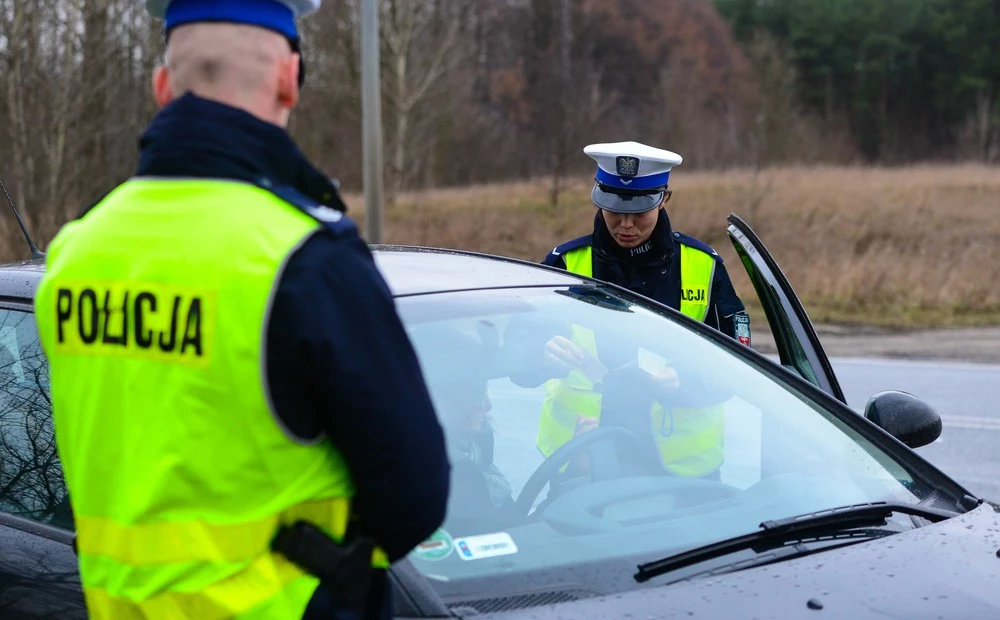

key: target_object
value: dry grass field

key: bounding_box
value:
[344,164,1000,328]
[8,164,1000,328]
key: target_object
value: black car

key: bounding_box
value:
[1,215,998,619]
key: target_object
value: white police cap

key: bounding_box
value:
[145,0,321,40]
[585,141,683,214]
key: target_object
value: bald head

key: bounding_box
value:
[153,22,300,126]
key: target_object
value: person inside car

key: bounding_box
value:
[500,289,734,484]
[415,327,521,534]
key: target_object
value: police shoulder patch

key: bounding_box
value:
[258,181,358,237]
[673,232,721,261]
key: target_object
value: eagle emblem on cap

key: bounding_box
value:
[616,156,639,179]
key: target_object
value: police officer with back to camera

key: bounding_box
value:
[33,1,450,618]
[524,141,751,481]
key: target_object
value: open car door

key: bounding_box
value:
[726,213,847,404]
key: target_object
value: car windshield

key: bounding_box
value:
[397,284,936,605]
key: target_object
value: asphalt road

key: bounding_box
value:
[830,357,1000,503]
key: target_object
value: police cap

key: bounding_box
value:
[585,141,683,214]
[145,0,321,39]
[144,0,321,86]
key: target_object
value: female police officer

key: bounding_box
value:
[543,141,749,346]
[518,142,751,482]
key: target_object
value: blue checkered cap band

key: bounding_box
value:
[146,0,322,38]
[595,167,671,191]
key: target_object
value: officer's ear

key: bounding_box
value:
[152,65,174,109]
[661,189,673,206]
[276,52,300,111]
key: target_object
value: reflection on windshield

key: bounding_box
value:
[0,310,71,530]
[397,286,931,604]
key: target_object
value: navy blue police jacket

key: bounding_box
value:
[83,94,450,567]
[543,210,747,340]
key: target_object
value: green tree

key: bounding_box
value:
[714,0,1000,162]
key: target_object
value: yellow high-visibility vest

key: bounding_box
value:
[35,178,387,619]
[539,241,725,477]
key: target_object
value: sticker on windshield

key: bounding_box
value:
[453,532,518,561]
[412,529,455,562]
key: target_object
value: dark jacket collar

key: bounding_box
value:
[592,208,675,267]
[134,93,346,211]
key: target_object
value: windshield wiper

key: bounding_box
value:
[634,501,958,584]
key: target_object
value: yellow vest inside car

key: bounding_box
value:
[539,242,725,478]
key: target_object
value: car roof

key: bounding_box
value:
[371,244,585,296]
[0,258,45,302]
[0,246,586,302]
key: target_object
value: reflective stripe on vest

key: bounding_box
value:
[34,179,387,620]
[539,240,724,477]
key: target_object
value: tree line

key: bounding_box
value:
[0,0,994,248]
[714,0,1000,163]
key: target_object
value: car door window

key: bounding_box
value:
[0,308,72,530]
[727,214,847,403]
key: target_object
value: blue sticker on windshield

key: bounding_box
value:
[453,532,518,561]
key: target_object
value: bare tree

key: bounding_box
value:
[0,0,837,258]
[381,0,465,203]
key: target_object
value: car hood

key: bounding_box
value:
[472,501,1000,620]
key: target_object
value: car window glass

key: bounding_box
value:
[733,250,819,385]
[0,308,72,530]
[395,286,935,608]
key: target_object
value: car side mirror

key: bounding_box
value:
[864,390,942,449]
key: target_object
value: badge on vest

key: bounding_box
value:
[681,287,708,303]
[52,282,214,365]
[733,311,751,347]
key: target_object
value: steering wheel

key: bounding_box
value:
[512,426,652,521]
